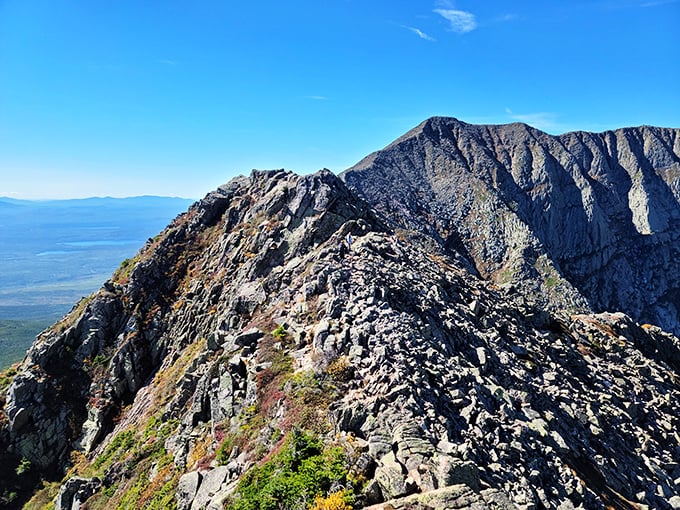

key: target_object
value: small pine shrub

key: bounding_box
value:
[215,433,236,465]
[15,457,31,476]
[93,430,136,470]
[272,324,287,341]
[92,354,107,366]
[0,364,19,394]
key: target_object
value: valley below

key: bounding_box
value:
[0,196,193,369]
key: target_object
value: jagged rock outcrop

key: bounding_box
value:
[1,120,679,510]
[54,477,101,510]
[343,117,680,334]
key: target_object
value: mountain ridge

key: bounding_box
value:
[343,116,680,334]
[1,120,679,509]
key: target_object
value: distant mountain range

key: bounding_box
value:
[0,195,193,368]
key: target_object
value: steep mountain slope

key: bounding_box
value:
[343,117,680,335]
[0,122,679,510]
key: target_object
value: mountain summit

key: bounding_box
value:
[344,117,680,334]
[1,119,679,509]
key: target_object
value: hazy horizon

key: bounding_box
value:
[0,194,199,201]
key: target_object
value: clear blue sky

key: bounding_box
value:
[1,0,678,199]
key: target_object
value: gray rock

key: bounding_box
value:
[76,406,106,453]
[54,477,101,510]
[363,479,384,505]
[362,483,515,510]
[234,327,263,347]
[209,366,235,423]
[206,333,221,351]
[177,471,202,510]
[190,466,230,510]
[9,406,31,431]
[374,451,411,499]
[436,456,481,491]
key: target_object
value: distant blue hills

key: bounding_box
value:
[0,195,195,368]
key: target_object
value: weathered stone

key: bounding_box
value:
[54,477,102,510]
[177,471,202,510]
[190,466,229,510]
[233,328,263,347]
[76,406,106,453]
[10,406,31,431]
[362,483,515,510]
[374,451,410,499]
[363,479,384,505]
[436,456,481,491]
[206,333,221,351]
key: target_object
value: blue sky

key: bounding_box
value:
[1,0,678,199]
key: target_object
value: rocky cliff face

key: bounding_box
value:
[343,117,680,335]
[1,120,680,510]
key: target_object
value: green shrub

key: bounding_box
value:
[15,457,31,476]
[215,433,236,465]
[143,414,179,442]
[229,429,351,510]
[93,430,136,470]
[272,324,287,341]
[0,364,19,394]
[326,356,353,383]
[102,484,117,497]
[144,476,179,510]
[92,354,108,366]
[112,256,138,284]
[116,472,147,510]
[0,491,17,505]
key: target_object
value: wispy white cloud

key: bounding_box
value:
[434,8,478,33]
[495,13,518,23]
[306,95,328,101]
[404,26,436,41]
[158,59,177,66]
[505,108,561,132]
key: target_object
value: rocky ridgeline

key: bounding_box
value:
[343,117,680,334]
[0,120,679,510]
[0,169,378,507]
